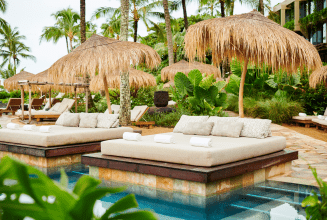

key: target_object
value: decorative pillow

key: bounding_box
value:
[207,116,238,127]
[49,103,61,112]
[130,109,141,121]
[173,115,209,133]
[112,119,119,128]
[79,113,99,128]
[97,113,119,128]
[236,118,271,139]
[183,122,214,136]
[55,112,68,126]
[62,113,80,127]
[56,103,68,113]
[211,121,244,138]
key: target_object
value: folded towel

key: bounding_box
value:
[123,132,141,141]
[299,113,307,117]
[190,137,212,148]
[39,126,52,133]
[154,134,175,144]
[318,115,325,120]
[23,125,36,131]
[6,123,19,130]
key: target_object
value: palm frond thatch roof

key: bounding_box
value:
[161,60,221,81]
[309,66,327,88]
[26,69,51,92]
[4,70,34,91]
[90,68,157,92]
[184,10,322,72]
[48,34,161,83]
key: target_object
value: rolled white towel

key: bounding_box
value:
[299,113,307,117]
[318,115,325,120]
[190,137,212,148]
[325,117,327,121]
[23,125,36,131]
[154,134,175,144]
[39,126,52,133]
[123,132,141,141]
[6,123,20,130]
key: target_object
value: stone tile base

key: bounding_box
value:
[0,151,87,175]
[89,161,292,197]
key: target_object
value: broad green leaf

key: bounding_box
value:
[109,210,158,220]
[100,194,138,220]
[214,81,227,92]
[174,72,193,97]
[265,75,278,89]
[187,97,203,111]
[60,169,69,189]
[230,59,242,77]
[194,86,207,100]
[225,74,240,96]
[215,93,227,107]
[302,196,318,207]
[73,175,101,196]
[199,74,214,90]
[206,86,218,106]
[188,69,202,88]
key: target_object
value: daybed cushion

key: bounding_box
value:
[55,112,68,126]
[211,121,244,138]
[62,113,80,127]
[101,132,286,167]
[237,118,271,139]
[0,126,133,147]
[173,115,209,133]
[292,116,317,120]
[183,122,214,136]
[49,103,61,112]
[97,113,119,128]
[312,118,327,126]
[79,113,99,128]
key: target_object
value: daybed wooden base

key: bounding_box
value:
[134,121,155,129]
[82,150,298,197]
[0,110,16,117]
[21,114,60,122]
[0,141,101,175]
[292,119,313,128]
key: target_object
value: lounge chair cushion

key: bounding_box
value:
[312,118,327,126]
[173,115,209,133]
[292,116,317,120]
[79,113,99,128]
[56,103,68,113]
[101,132,286,167]
[183,122,214,136]
[236,118,271,139]
[112,119,119,128]
[62,113,80,127]
[130,109,141,121]
[211,121,244,138]
[49,103,61,112]
[0,126,133,147]
[97,113,119,128]
[132,105,148,122]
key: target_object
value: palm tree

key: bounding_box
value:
[0,0,7,27]
[80,0,86,43]
[198,0,221,17]
[0,63,15,79]
[120,0,129,41]
[0,23,36,74]
[163,0,174,66]
[100,13,121,39]
[40,8,80,53]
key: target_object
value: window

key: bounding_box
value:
[300,2,307,18]
[310,23,325,45]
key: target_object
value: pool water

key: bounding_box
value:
[49,170,316,220]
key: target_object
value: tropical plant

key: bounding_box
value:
[0,156,158,220]
[172,69,228,115]
[0,0,7,27]
[0,23,36,73]
[302,166,327,219]
[198,0,221,17]
[0,63,15,79]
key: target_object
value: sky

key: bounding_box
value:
[2,0,282,76]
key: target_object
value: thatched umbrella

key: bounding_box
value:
[309,66,327,88]
[184,9,322,117]
[4,70,34,92]
[161,60,221,81]
[48,34,160,121]
[26,69,50,93]
[90,68,156,91]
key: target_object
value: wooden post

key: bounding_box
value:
[28,85,32,123]
[239,58,248,118]
[103,75,112,114]
[20,85,24,120]
[49,88,52,108]
[85,87,88,113]
[74,86,77,113]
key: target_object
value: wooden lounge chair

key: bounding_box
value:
[0,98,22,116]
[31,98,45,110]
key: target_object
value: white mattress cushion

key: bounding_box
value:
[101,133,286,167]
[79,113,99,128]
[237,118,271,139]
[0,125,133,147]
[97,113,119,128]
[173,115,209,133]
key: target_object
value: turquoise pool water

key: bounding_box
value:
[49,170,315,220]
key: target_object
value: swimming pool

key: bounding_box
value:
[50,170,314,220]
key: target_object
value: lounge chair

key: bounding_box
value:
[31,98,45,110]
[292,108,327,127]
[0,98,22,116]
[312,118,327,132]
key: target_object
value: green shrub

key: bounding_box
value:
[0,91,10,99]
[0,156,158,220]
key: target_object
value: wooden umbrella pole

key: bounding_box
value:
[85,87,88,113]
[20,85,24,120]
[74,86,77,113]
[239,58,249,118]
[103,75,112,114]
[28,85,32,123]
[49,88,52,108]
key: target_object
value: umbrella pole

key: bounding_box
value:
[74,86,77,113]
[239,58,248,118]
[103,76,112,114]
[20,85,24,121]
[85,87,88,113]
[28,85,32,124]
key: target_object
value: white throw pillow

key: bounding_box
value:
[211,121,244,138]
[49,103,61,112]
[173,115,209,133]
[236,118,271,139]
[62,113,80,127]
[97,113,119,128]
[130,109,141,121]
[79,113,99,128]
[55,112,69,126]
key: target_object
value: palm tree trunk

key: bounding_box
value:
[69,37,73,52]
[182,0,188,30]
[258,0,264,15]
[239,59,248,118]
[80,0,86,43]
[120,0,129,41]
[65,36,69,53]
[163,0,174,66]
[134,20,138,42]
[220,0,225,17]
[13,58,17,74]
